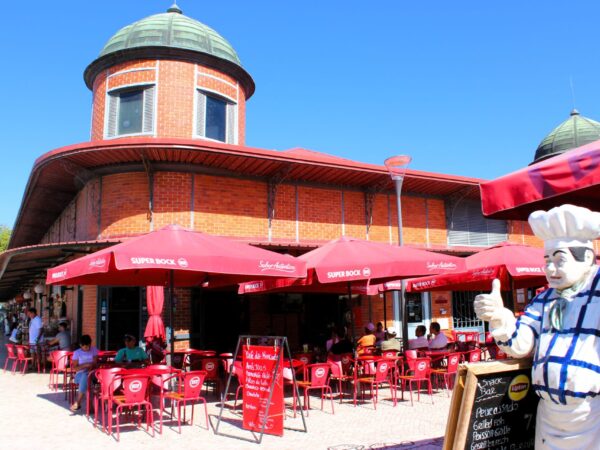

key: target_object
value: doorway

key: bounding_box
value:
[97,286,144,350]
[406,292,431,339]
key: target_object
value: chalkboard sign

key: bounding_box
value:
[444,359,538,450]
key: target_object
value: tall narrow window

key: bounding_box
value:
[118,90,143,135]
[196,90,237,144]
[106,85,155,138]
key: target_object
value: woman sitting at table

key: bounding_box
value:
[356,322,377,356]
[70,335,99,412]
[115,334,149,365]
[46,321,71,351]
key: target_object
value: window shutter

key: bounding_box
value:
[196,90,206,137]
[142,86,155,133]
[226,102,236,144]
[447,199,507,247]
[106,93,118,138]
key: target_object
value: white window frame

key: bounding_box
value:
[104,83,156,139]
[195,89,237,144]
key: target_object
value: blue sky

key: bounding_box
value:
[1,1,600,227]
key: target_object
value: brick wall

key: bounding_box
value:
[81,285,97,342]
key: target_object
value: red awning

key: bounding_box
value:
[480,140,600,219]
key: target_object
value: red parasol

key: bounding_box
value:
[405,242,546,292]
[46,225,306,349]
[238,236,466,294]
[480,140,600,219]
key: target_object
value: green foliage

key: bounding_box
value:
[0,225,11,252]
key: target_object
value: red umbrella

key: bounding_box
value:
[480,140,600,219]
[239,236,466,293]
[238,236,465,339]
[406,242,546,293]
[47,225,306,286]
[47,225,307,348]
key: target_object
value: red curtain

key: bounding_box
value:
[144,285,166,339]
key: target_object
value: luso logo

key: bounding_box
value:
[189,376,201,388]
[205,362,215,371]
[315,368,326,378]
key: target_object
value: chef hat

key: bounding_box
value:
[528,204,600,251]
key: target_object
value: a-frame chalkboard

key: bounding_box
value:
[444,359,538,450]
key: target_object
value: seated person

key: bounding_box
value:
[356,322,377,355]
[70,335,98,412]
[380,326,401,352]
[408,325,429,350]
[374,322,386,345]
[46,321,72,351]
[9,324,21,344]
[427,322,448,350]
[145,335,166,364]
[115,334,149,364]
[329,326,353,356]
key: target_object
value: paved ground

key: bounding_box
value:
[0,337,450,450]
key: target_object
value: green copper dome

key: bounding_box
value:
[84,4,255,97]
[99,4,242,66]
[533,109,600,163]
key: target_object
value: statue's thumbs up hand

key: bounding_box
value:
[474,279,504,322]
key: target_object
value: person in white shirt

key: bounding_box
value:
[474,204,600,449]
[427,322,448,350]
[27,307,43,369]
[408,325,429,350]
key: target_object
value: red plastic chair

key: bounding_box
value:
[356,359,396,409]
[94,368,124,433]
[201,358,221,396]
[397,357,433,406]
[431,352,460,395]
[147,364,181,434]
[296,363,334,416]
[327,356,354,403]
[232,362,245,410]
[4,344,18,374]
[109,374,153,441]
[163,370,208,433]
[462,349,482,363]
[15,345,33,375]
[49,350,71,391]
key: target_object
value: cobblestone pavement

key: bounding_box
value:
[0,339,450,450]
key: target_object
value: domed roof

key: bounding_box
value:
[84,3,254,97]
[533,109,600,163]
[99,4,241,66]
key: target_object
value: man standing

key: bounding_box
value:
[26,307,43,370]
[474,204,600,449]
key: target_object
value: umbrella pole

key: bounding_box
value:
[168,270,175,365]
[383,292,387,327]
[347,282,355,344]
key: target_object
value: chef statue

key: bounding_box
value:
[474,204,600,449]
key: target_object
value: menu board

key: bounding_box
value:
[444,359,538,450]
[242,345,284,436]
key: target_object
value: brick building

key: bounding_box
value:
[0,5,542,352]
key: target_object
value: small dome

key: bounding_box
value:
[99,5,241,66]
[84,4,254,97]
[533,109,600,163]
